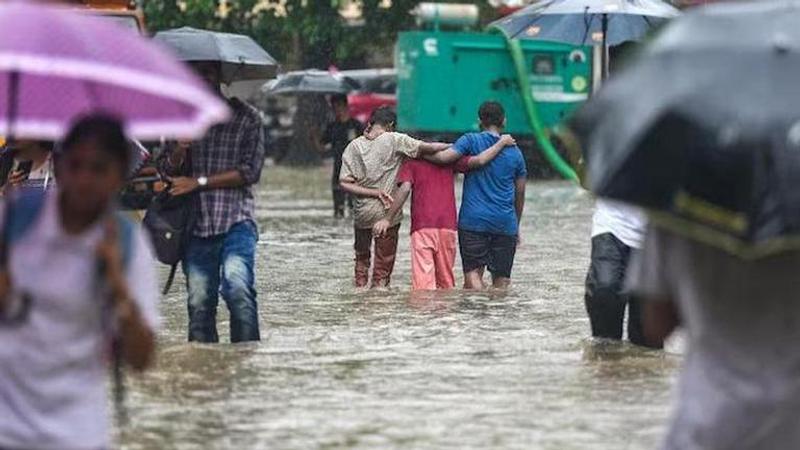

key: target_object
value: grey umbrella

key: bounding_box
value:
[265,70,361,96]
[154,27,279,84]
[491,0,679,78]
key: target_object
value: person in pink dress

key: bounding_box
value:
[373,134,516,290]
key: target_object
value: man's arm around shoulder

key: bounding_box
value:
[466,134,516,169]
[423,133,475,166]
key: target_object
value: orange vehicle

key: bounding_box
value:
[65,0,162,210]
[64,0,146,34]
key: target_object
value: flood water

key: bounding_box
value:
[120,166,681,450]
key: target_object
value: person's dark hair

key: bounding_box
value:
[61,114,130,174]
[38,141,55,154]
[478,101,505,129]
[368,106,396,130]
[330,94,348,107]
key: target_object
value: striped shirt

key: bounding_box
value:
[159,98,266,237]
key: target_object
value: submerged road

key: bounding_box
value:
[120,166,680,450]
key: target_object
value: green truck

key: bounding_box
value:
[396,30,593,178]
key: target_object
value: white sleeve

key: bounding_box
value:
[125,227,161,331]
[626,226,673,302]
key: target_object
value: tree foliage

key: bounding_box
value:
[144,0,492,69]
[143,0,494,165]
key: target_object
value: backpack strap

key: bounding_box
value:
[113,212,135,270]
[107,212,136,428]
[1,191,134,270]
[162,263,179,296]
[1,190,48,267]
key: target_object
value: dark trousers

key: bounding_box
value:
[354,224,400,288]
[585,233,655,348]
[332,187,352,218]
[183,221,260,343]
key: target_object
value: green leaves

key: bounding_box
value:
[144,1,492,69]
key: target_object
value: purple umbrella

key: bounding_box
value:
[0,1,230,140]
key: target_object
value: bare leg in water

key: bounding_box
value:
[464,268,488,290]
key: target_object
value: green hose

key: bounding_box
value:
[501,35,579,182]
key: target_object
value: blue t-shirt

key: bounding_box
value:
[454,132,527,236]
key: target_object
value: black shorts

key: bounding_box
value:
[458,229,518,279]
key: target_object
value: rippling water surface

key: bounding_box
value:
[120,166,680,450]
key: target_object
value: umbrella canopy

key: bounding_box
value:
[265,70,361,96]
[571,0,800,258]
[154,27,279,84]
[491,0,679,46]
[0,2,229,141]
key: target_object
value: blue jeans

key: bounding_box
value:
[183,221,260,343]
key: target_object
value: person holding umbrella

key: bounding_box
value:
[582,42,654,348]
[573,2,800,447]
[155,27,273,343]
[159,61,267,343]
[0,115,159,449]
[0,3,228,447]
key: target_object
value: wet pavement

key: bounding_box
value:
[120,166,680,450]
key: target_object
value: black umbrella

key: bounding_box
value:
[154,27,279,84]
[265,70,361,96]
[571,1,800,258]
[491,0,679,78]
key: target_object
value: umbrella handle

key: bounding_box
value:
[5,71,19,144]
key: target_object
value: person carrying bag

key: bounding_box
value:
[144,141,196,295]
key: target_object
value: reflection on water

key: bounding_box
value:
[120,166,680,449]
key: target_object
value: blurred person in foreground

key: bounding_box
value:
[0,115,159,449]
[313,94,364,218]
[0,140,56,193]
[629,225,800,449]
[339,107,449,288]
[159,61,266,343]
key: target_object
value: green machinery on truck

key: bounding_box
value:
[395,6,593,180]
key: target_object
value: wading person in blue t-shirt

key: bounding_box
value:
[423,101,527,289]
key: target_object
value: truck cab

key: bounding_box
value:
[64,0,146,34]
[65,0,160,210]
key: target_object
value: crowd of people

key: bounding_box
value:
[0,60,798,450]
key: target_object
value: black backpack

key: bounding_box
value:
[142,151,196,295]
